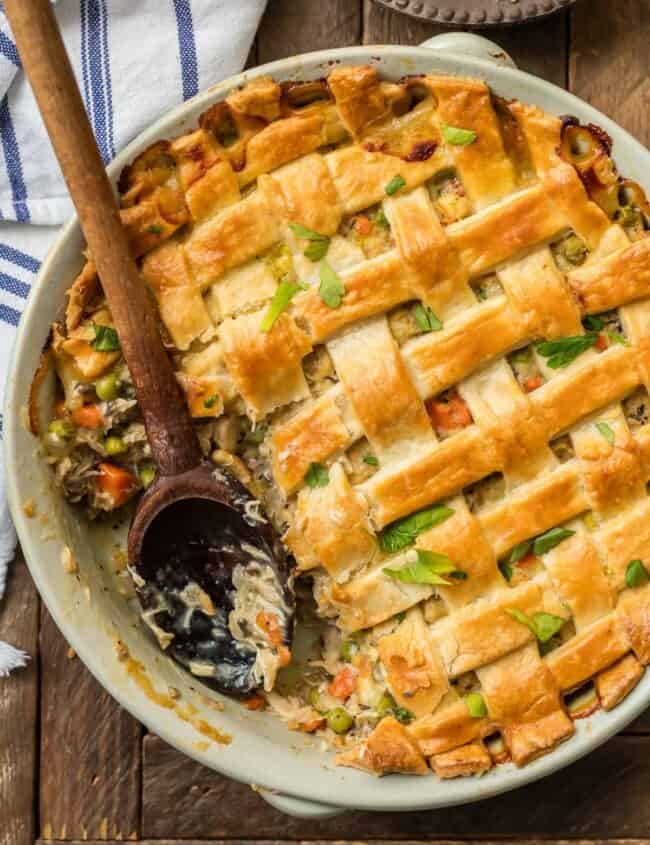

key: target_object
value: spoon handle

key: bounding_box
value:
[5,0,203,478]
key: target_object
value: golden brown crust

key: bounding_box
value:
[41,63,650,782]
[596,653,644,710]
[336,716,429,776]
[430,741,492,778]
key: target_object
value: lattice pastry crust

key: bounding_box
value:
[38,65,650,779]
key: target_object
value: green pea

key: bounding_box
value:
[561,234,587,266]
[139,464,156,488]
[104,436,126,455]
[47,419,75,439]
[95,373,120,401]
[326,707,354,734]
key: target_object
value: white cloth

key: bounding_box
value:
[0,0,266,674]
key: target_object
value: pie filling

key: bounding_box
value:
[30,65,650,778]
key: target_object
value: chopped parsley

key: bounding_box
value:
[203,395,218,409]
[505,607,566,643]
[499,560,513,582]
[536,333,598,368]
[304,462,330,488]
[596,421,615,445]
[318,260,345,308]
[146,224,163,235]
[384,549,465,586]
[380,505,454,553]
[289,222,330,262]
[92,324,120,352]
[362,454,379,466]
[260,279,307,332]
[413,302,443,333]
[626,559,649,588]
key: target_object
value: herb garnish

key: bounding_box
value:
[203,395,218,409]
[505,608,566,643]
[385,174,406,196]
[289,222,330,262]
[260,279,307,332]
[384,549,465,586]
[413,302,443,333]
[465,692,487,718]
[318,260,345,308]
[441,123,478,146]
[363,454,379,466]
[536,334,598,368]
[498,560,513,582]
[305,462,330,488]
[503,527,575,568]
[596,421,615,445]
[626,559,650,588]
[92,324,120,352]
[380,505,454,553]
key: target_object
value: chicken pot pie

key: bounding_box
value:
[30,65,650,779]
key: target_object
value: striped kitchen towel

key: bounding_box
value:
[0,0,266,674]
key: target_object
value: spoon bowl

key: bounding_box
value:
[128,462,293,697]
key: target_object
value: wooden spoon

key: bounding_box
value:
[6,0,293,696]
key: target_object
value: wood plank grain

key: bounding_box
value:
[0,550,39,845]
[362,2,568,87]
[39,609,142,841]
[257,0,362,64]
[570,0,650,146]
[142,733,650,839]
[33,841,650,845]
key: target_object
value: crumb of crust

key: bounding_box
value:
[193,740,210,752]
[22,499,37,518]
[39,513,49,526]
[115,640,129,661]
[67,646,76,660]
[61,545,79,574]
[168,685,181,700]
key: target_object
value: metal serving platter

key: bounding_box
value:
[372,0,577,27]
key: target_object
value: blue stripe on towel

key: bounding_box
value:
[0,243,40,274]
[80,0,92,115]
[80,0,114,164]
[0,31,20,68]
[0,302,19,326]
[0,97,29,222]
[173,0,199,101]
[0,269,29,299]
[100,0,115,159]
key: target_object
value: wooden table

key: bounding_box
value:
[2,1,650,844]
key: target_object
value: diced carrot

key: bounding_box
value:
[256,611,283,648]
[328,666,357,700]
[97,462,137,508]
[300,717,326,733]
[518,552,538,568]
[72,403,104,429]
[427,394,473,432]
[353,215,372,236]
[242,695,266,711]
[596,333,609,351]
[523,375,543,393]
